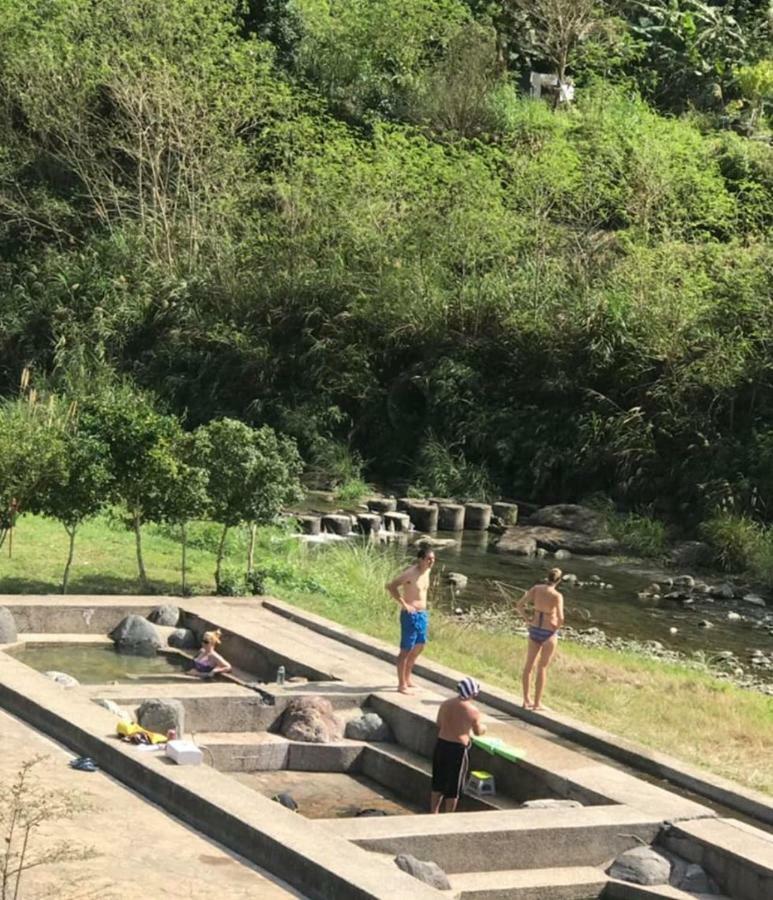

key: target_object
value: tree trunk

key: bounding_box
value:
[247,523,256,574]
[215,524,229,591]
[62,525,77,594]
[134,513,148,588]
[180,522,188,597]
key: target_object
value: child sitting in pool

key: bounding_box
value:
[191,629,232,678]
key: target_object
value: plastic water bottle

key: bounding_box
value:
[276,665,286,686]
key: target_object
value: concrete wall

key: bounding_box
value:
[181,611,333,683]
[5,604,154,634]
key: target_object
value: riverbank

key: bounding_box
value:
[1,515,771,794]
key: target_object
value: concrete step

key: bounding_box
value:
[604,879,731,900]
[450,866,607,899]
[325,805,661,873]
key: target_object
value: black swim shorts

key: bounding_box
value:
[431,738,469,799]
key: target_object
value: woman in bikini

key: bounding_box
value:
[190,629,232,678]
[516,567,564,710]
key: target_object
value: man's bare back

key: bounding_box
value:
[436,695,485,745]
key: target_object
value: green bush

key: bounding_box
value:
[215,567,247,596]
[335,478,370,504]
[609,513,668,558]
[700,513,763,572]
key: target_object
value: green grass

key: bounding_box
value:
[2,515,772,794]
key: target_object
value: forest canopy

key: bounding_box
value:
[1,0,772,524]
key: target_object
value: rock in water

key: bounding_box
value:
[109,615,162,656]
[44,670,79,689]
[447,572,468,591]
[394,854,451,891]
[0,607,18,643]
[280,696,343,743]
[529,504,609,536]
[168,628,197,649]
[345,712,392,742]
[147,604,180,627]
[607,846,671,885]
[137,698,185,736]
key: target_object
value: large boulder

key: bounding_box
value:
[0,607,17,643]
[109,615,162,656]
[529,504,609,537]
[495,531,537,556]
[279,696,343,743]
[167,628,198,650]
[44,671,79,689]
[345,712,392,742]
[147,605,180,627]
[394,854,451,891]
[669,540,711,568]
[136,698,185,736]
[497,526,619,556]
[607,846,671,885]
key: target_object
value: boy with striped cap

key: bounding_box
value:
[430,676,486,813]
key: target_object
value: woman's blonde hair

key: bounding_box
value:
[547,567,563,585]
[202,629,222,647]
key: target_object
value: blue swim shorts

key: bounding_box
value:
[400,609,429,650]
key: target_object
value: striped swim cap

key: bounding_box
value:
[457,676,480,699]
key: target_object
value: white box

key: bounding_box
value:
[165,739,203,766]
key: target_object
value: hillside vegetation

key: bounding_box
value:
[1,1,772,526]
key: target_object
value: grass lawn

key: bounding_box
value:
[2,515,772,795]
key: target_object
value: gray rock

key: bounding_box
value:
[742,593,766,607]
[44,670,79,689]
[529,504,609,537]
[554,548,572,560]
[94,698,131,719]
[710,583,735,600]
[447,572,468,591]
[607,846,671,885]
[497,525,618,556]
[0,607,18,643]
[147,605,180,627]
[345,712,392,742]
[670,541,711,568]
[168,628,197,649]
[356,808,390,817]
[394,854,451,891]
[109,615,162,656]
[272,792,298,812]
[678,863,719,894]
[727,611,741,622]
[521,799,582,809]
[562,573,577,584]
[495,530,537,556]
[137,698,184,736]
[535,547,548,558]
[698,620,713,628]
[673,575,695,589]
[280,696,343,743]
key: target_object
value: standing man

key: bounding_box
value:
[430,677,486,813]
[386,543,435,693]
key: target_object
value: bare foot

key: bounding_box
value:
[398,686,413,695]
[532,704,548,712]
[522,700,533,709]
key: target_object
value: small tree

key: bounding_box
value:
[511,0,603,90]
[155,434,210,596]
[80,389,184,589]
[35,429,113,594]
[0,377,68,554]
[1,756,95,900]
[193,418,303,590]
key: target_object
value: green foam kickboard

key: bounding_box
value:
[471,736,503,755]
[493,743,527,763]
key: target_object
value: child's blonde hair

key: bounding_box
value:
[202,628,222,647]
[547,568,563,585]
